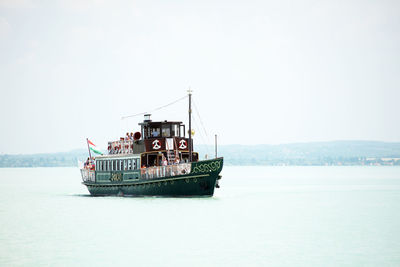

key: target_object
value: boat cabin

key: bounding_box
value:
[139,114,198,167]
[105,114,198,167]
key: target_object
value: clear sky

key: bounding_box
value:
[1,0,399,154]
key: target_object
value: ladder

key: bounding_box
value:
[166,139,175,163]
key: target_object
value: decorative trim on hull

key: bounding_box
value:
[85,173,217,196]
[83,158,223,197]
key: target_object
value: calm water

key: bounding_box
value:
[0,166,400,266]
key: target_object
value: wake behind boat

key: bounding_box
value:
[80,91,223,196]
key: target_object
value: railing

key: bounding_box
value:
[81,169,95,182]
[108,140,134,154]
[140,163,191,179]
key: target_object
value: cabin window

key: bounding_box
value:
[172,124,179,137]
[151,127,160,137]
[120,160,123,171]
[143,127,149,139]
[162,125,171,137]
[180,125,185,137]
[113,160,116,171]
[106,161,109,171]
[132,159,137,170]
[127,159,132,170]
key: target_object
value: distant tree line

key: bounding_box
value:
[1,141,400,167]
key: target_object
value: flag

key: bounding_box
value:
[87,139,96,147]
[90,146,103,155]
[87,138,102,155]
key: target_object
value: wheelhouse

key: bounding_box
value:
[138,114,198,167]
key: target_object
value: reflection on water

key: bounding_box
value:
[0,166,400,266]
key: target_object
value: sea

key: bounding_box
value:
[0,166,399,266]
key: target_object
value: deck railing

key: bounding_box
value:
[81,169,96,182]
[141,163,191,179]
[108,140,134,154]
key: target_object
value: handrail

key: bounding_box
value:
[108,140,134,154]
[80,169,95,182]
[140,163,191,180]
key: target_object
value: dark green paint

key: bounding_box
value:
[83,158,223,197]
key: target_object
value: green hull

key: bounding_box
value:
[82,158,223,197]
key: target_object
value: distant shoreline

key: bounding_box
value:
[1,141,400,167]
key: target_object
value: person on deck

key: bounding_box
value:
[84,157,89,168]
[162,156,168,166]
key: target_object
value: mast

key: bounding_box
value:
[188,88,192,162]
[86,138,92,159]
[215,134,218,158]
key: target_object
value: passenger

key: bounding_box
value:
[152,130,159,137]
[162,156,168,166]
[90,160,95,170]
[84,157,90,168]
[125,133,129,141]
[130,132,134,140]
[174,157,180,164]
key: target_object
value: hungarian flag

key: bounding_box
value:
[87,139,102,155]
[87,139,96,147]
[90,146,102,155]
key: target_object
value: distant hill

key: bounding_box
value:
[1,141,400,167]
[0,149,88,168]
[196,141,400,166]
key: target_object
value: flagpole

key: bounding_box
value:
[86,138,92,159]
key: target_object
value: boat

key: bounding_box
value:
[80,91,223,196]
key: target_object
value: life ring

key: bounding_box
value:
[152,139,161,150]
[179,139,187,149]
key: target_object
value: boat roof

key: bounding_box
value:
[138,120,183,126]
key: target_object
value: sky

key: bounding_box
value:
[0,0,399,154]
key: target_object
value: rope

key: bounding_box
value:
[192,99,211,143]
[121,95,188,120]
[192,116,212,157]
[192,99,212,157]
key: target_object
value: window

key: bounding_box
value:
[172,124,179,137]
[132,159,137,170]
[151,128,160,137]
[180,125,185,137]
[162,125,171,137]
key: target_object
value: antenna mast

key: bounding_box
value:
[188,88,193,162]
